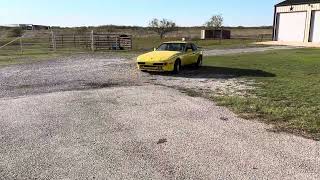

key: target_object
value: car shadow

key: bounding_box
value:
[148,66,276,79]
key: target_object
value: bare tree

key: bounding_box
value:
[149,18,177,39]
[204,15,224,29]
[205,14,224,43]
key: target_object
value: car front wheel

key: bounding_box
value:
[173,60,181,74]
[195,56,202,68]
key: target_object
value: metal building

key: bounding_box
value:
[273,0,320,43]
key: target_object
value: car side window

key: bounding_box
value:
[191,44,198,51]
[180,44,186,51]
[186,44,192,52]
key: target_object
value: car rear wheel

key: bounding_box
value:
[173,60,181,74]
[195,56,202,68]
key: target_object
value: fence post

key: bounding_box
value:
[51,31,56,52]
[73,34,76,48]
[115,36,118,50]
[61,35,64,48]
[20,37,23,54]
[91,30,95,52]
[130,35,133,50]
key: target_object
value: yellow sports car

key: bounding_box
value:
[136,41,203,73]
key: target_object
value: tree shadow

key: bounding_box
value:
[149,66,276,79]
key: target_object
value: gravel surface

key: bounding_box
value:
[0,54,140,98]
[142,69,255,97]
[0,51,319,179]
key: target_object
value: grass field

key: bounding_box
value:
[0,34,268,66]
[0,26,271,38]
[0,50,140,67]
[0,36,262,54]
[204,48,320,140]
[0,51,65,67]
[133,37,267,51]
[0,27,272,55]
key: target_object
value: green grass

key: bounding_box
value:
[0,52,62,67]
[0,47,86,67]
[193,39,266,49]
[204,48,320,140]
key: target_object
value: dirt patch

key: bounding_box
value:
[141,67,256,97]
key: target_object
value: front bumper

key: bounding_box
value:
[137,62,174,72]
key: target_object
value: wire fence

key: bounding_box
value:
[0,31,133,56]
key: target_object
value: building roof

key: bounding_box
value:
[276,0,320,7]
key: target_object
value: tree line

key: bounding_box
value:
[3,15,226,38]
[149,14,224,39]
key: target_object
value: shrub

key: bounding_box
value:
[8,28,23,37]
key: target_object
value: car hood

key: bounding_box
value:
[137,51,180,62]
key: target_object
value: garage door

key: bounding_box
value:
[277,12,307,42]
[310,11,320,43]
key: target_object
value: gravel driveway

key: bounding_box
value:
[0,51,319,179]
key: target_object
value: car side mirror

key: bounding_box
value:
[153,48,157,51]
[187,49,193,53]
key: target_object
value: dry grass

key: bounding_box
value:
[0,26,272,39]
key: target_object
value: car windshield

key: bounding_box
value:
[157,43,186,52]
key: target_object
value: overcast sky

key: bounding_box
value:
[0,0,281,27]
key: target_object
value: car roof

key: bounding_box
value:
[163,41,189,44]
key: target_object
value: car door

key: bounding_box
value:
[178,43,189,65]
[190,44,199,63]
[183,43,194,65]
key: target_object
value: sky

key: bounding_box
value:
[0,0,281,27]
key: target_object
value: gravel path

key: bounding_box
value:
[0,52,319,179]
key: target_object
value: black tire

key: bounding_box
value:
[195,56,203,68]
[173,60,181,74]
